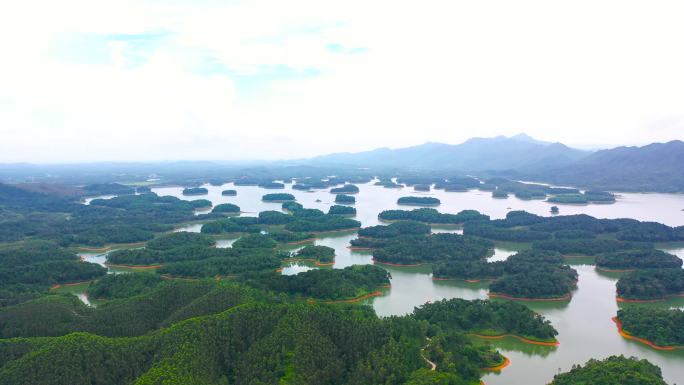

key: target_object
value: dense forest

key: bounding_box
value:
[616,269,684,300]
[397,196,441,206]
[334,194,356,204]
[182,187,209,196]
[617,307,684,347]
[549,356,668,385]
[378,208,488,224]
[262,193,296,202]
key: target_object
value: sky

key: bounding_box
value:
[1,0,683,163]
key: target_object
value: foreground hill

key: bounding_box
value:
[310,134,589,171]
[537,140,684,192]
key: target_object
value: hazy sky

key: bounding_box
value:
[1,0,683,162]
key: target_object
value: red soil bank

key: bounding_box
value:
[471,333,560,347]
[105,263,162,269]
[372,258,424,267]
[321,291,384,304]
[482,356,511,372]
[611,316,682,351]
[596,267,636,273]
[616,293,684,303]
[488,292,571,302]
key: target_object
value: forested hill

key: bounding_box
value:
[535,140,684,192]
[309,134,589,171]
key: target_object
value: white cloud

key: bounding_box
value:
[1,0,683,162]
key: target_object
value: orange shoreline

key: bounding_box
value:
[470,333,559,347]
[50,280,92,290]
[432,277,494,283]
[616,293,684,303]
[372,258,424,267]
[320,290,385,304]
[481,356,511,372]
[105,263,162,269]
[612,316,683,351]
[596,266,636,273]
[488,292,572,302]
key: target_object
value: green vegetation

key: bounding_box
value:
[221,189,237,196]
[211,203,240,213]
[200,217,261,234]
[182,187,208,196]
[328,205,356,215]
[245,265,389,301]
[372,233,492,265]
[258,181,285,189]
[87,273,162,299]
[330,184,359,194]
[0,241,106,307]
[547,194,589,204]
[595,250,682,270]
[282,201,303,212]
[549,356,668,385]
[379,208,489,224]
[334,194,355,204]
[262,193,295,202]
[397,196,441,206]
[83,183,135,196]
[616,269,684,300]
[433,250,578,299]
[294,245,336,263]
[284,215,360,233]
[414,298,558,341]
[267,230,313,244]
[617,307,684,347]
[550,205,559,214]
[492,190,508,198]
[413,184,430,192]
[358,221,431,238]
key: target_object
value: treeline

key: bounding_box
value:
[0,188,204,246]
[293,245,335,263]
[413,298,558,341]
[262,193,295,201]
[371,233,492,265]
[595,250,682,270]
[617,307,684,347]
[330,184,359,194]
[378,208,489,224]
[549,356,668,385]
[464,210,684,243]
[397,196,441,206]
[0,298,508,385]
[328,205,356,215]
[434,250,578,299]
[616,269,684,300]
[182,187,208,196]
[243,265,390,301]
[0,241,106,307]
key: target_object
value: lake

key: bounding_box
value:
[86,180,684,384]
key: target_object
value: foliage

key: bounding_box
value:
[182,187,208,196]
[617,307,684,347]
[262,193,295,202]
[378,208,488,224]
[397,196,441,206]
[328,205,356,215]
[616,269,684,300]
[595,250,682,269]
[334,194,356,204]
[549,355,667,385]
[211,203,240,213]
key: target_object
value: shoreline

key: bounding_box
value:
[611,316,682,351]
[488,292,572,302]
[595,266,636,273]
[105,263,162,269]
[372,258,425,267]
[481,356,511,372]
[470,333,559,347]
[50,280,92,290]
[75,242,146,252]
[616,293,684,303]
[319,290,385,304]
[432,276,495,283]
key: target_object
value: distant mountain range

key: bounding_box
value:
[309,134,684,192]
[310,134,589,172]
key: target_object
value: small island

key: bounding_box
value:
[549,356,669,385]
[397,196,441,206]
[262,193,296,202]
[413,184,430,192]
[616,307,684,349]
[258,182,285,189]
[221,189,237,196]
[328,205,356,215]
[330,184,359,194]
[211,203,241,214]
[616,269,684,301]
[182,187,209,196]
[595,249,682,271]
[334,194,356,204]
[292,245,336,265]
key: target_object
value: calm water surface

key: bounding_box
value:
[92,181,684,384]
